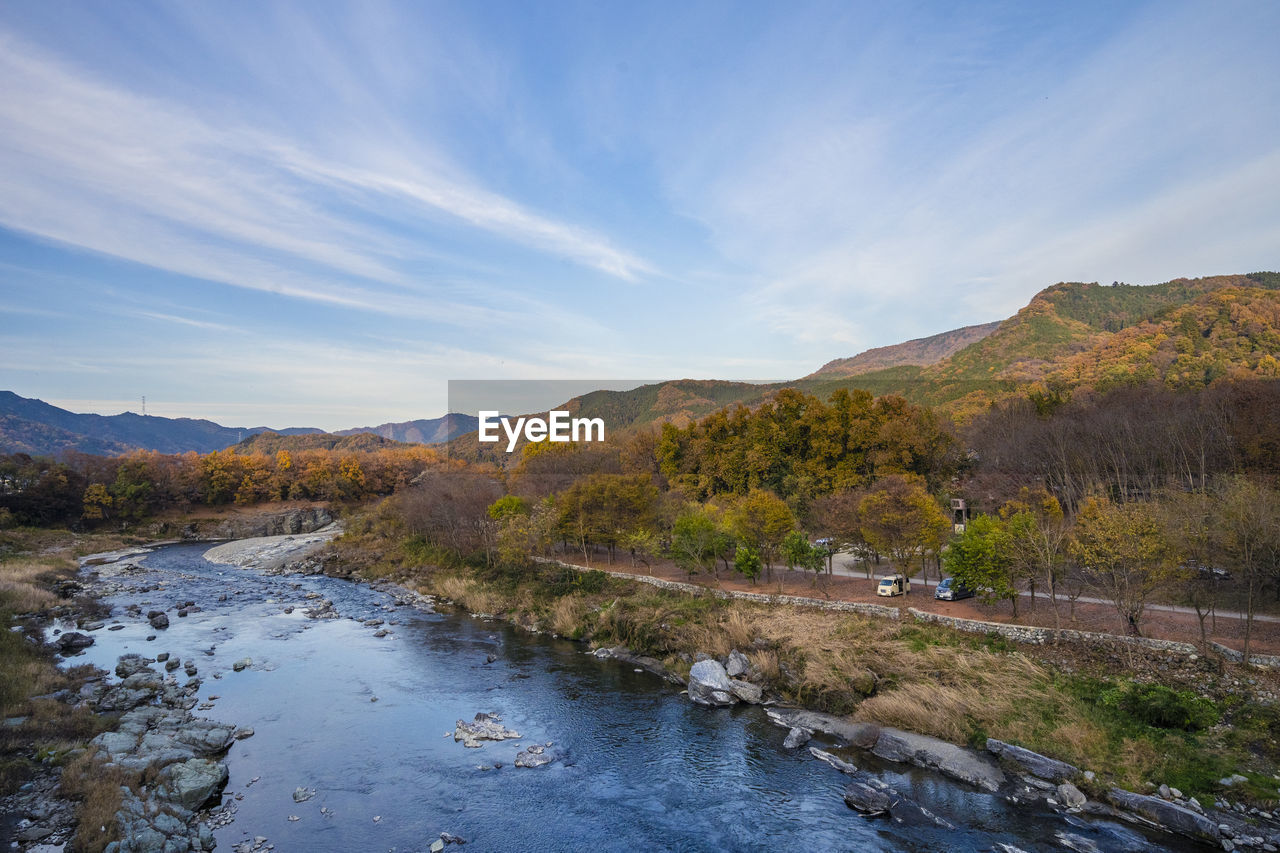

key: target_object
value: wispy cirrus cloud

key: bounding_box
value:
[0,28,650,319]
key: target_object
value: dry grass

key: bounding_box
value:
[60,748,135,853]
[549,595,591,638]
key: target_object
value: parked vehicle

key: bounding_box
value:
[876,574,910,597]
[934,577,974,601]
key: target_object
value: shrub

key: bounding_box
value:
[1099,682,1219,731]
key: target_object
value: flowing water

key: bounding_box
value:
[60,543,1196,852]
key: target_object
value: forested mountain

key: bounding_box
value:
[8,272,1278,457]
[543,272,1280,428]
[335,414,478,445]
[231,431,413,454]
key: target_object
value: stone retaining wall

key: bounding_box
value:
[1210,641,1280,669]
[909,607,1204,655]
[538,559,901,620]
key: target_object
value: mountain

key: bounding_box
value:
[806,321,1002,378]
[512,272,1280,432]
[335,414,478,445]
[229,431,414,454]
[0,391,321,457]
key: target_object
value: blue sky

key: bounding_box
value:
[1,0,1277,430]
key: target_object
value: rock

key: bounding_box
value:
[292,787,316,803]
[166,657,181,672]
[729,679,763,704]
[986,738,1079,783]
[156,652,170,662]
[783,727,811,749]
[149,612,170,630]
[233,728,254,740]
[873,728,1005,792]
[430,841,445,853]
[844,781,892,816]
[1159,784,1172,800]
[115,654,154,678]
[232,658,252,672]
[1107,788,1222,844]
[1058,782,1088,809]
[159,759,228,811]
[453,713,521,748]
[765,708,881,749]
[1220,774,1250,787]
[687,659,739,706]
[55,631,95,653]
[726,649,751,678]
[809,746,858,775]
[83,620,105,631]
[515,744,557,768]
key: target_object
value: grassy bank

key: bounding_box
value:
[331,523,1280,806]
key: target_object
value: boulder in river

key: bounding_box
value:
[783,727,811,749]
[148,612,170,630]
[515,744,557,768]
[454,713,521,748]
[809,746,857,775]
[1106,788,1221,845]
[232,658,252,672]
[687,659,738,706]
[158,758,229,811]
[843,781,891,816]
[55,632,95,653]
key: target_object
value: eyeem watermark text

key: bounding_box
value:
[478,411,605,452]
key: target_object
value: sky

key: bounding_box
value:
[1,0,1278,431]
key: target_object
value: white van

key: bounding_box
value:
[876,574,910,597]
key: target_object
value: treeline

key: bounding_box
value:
[0,444,441,526]
[656,388,956,503]
[964,380,1280,510]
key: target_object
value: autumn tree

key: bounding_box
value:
[1000,487,1070,624]
[1069,498,1184,637]
[857,475,950,585]
[1213,476,1280,662]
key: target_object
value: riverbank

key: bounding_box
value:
[322,525,1280,844]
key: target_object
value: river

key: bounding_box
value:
[61,543,1196,852]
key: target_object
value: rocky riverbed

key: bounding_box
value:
[9,540,1272,852]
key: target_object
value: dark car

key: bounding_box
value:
[934,577,974,601]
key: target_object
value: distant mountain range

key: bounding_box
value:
[0,392,474,457]
[6,271,1278,457]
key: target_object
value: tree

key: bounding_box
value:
[1069,498,1184,637]
[857,475,950,585]
[727,488,795,578]
[734,545,762,583]
[1213,476,1280,663]
[670,506,721,578]
[943,514,1021,613]
[1001,487,1070,625]
[780,530,826,588]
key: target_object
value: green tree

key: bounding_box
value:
[734,545,762,583]
[943,514,1021,613]
[727,488,795,579]
[670,506,721,578]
